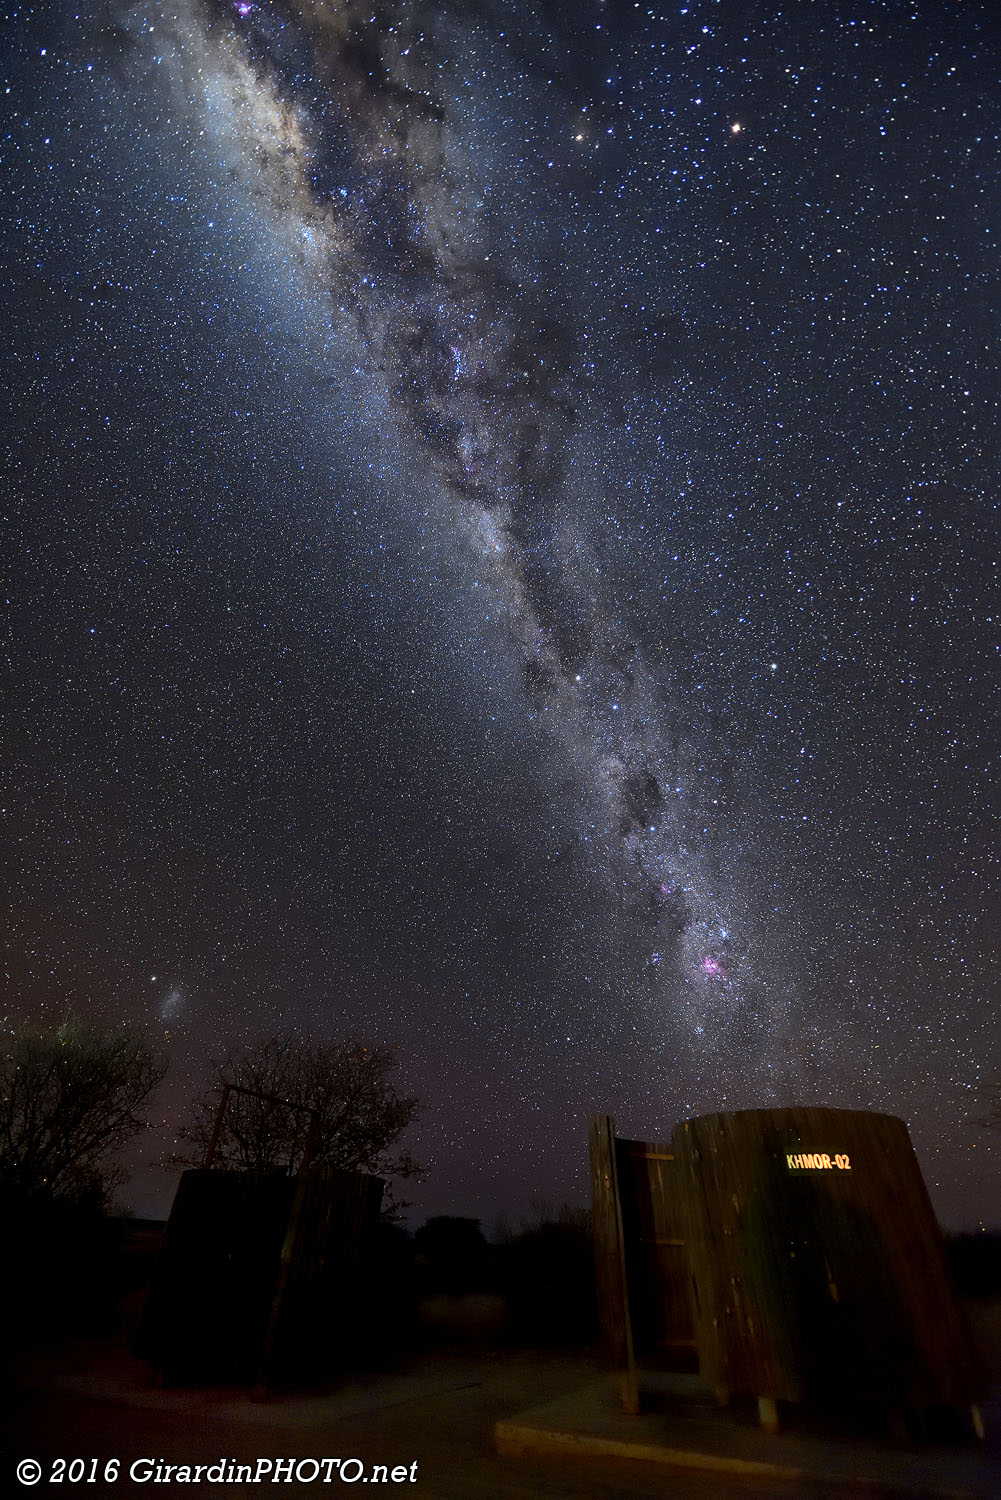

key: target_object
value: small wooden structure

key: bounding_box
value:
[590,1108,985,1432]
[135,1166,383,1384]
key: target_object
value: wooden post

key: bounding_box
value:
[298,1108,322,1174]
[758,1395,780,1434]
[203,1084,231,1168]
[589,1115,639,1413]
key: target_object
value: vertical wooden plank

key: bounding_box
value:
[256,1171,310,1389]
[588,1115,639,1412]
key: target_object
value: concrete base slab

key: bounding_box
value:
[495,1378,1001,1498]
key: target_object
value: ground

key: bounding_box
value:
[11,1339,875,1500]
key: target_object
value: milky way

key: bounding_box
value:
[5,0,999,1223]
[167,0,750,1040]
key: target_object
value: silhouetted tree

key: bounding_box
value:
[944,1231,1001,1300]
[176,1036,420,1187]
[0,1018,166,1208]
[494,1202,596,1344]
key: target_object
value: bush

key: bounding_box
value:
[944,1231,1001,1299]
[495,1206,596,1346]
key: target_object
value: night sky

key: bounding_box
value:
[3,0,999,1228]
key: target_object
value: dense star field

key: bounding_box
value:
[3,0,999,1225]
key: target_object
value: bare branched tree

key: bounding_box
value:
[0,1019,166,1206]
[175,1036,420,1184]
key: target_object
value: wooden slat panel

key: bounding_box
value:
[673,1108,986,1408]
[589,1116,639,1409]
[614,1134,694,1357]
[263,1167,383,1382]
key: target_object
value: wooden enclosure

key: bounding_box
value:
[590,1109,985,1425]
[135,1166,383,1383]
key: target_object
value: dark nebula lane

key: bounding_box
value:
[179,0,751,1032]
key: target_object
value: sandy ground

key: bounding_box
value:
[8,1340,869,1500]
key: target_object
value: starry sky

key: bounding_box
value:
[3,0,999,1228]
